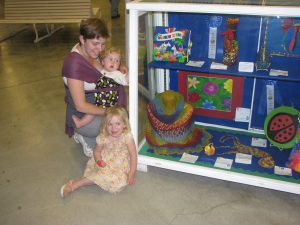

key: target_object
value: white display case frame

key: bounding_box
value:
[126,0,300,194]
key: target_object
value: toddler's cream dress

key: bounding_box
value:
[84,132,133,193]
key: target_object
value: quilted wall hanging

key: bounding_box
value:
[178,71,244,120]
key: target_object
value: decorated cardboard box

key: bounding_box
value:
[153,26,192,63]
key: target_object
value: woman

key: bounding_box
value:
[62,18,127,157]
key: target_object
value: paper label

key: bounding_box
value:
[180,152,198,164]
[238,62,254,73]
[269,69,288,77]
[210,62,227,70]
[214,157,233,170]
[251,137,267,147]
[235,107,251,122]
[235,153,252,164]
[186,60,205,67]
[208,27,217,59]
[274,166,292,176]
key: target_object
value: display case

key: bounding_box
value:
[126,0,300,194]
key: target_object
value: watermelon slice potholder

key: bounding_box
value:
[264,106,300,149]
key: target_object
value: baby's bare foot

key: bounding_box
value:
[72,115,81,128]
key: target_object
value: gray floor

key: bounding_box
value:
[1,1,300,225]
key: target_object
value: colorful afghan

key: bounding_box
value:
[150,91,185,124]
[147,103,195,142]
[145,90,205,154]
[146,127,212,155]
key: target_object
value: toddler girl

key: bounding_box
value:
[61,106,137,196]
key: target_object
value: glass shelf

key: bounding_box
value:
[149,55,300,82]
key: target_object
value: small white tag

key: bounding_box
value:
[180,152,198,164]
[208,27,217,59]
[238,62,254,73]
[210,62,228,70]
[214,157,233,170]
[251,137,267,147]
[185,60,205,67]
[235,153,252,164]
[235,107,251,122]
[274,166,292,176]
[269,69,288,77]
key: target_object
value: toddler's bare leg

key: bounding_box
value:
[61,177,94,198]
[71,177,94,191]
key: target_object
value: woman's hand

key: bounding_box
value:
[119,63,128,75]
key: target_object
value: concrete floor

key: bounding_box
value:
[1,1,300,225]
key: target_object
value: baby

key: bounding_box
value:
[72,47,128,128]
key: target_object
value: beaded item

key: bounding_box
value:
[218,135,275,168]
[256,17,271,71]
[221,18,239,66]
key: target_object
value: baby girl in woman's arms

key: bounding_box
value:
[72,47,128,128]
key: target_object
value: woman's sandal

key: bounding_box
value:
[60,180,74,198]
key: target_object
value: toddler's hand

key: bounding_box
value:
[96,160,106,167]
[128,173,136,185]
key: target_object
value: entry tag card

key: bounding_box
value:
[210,62,228,70]
[235,153,252,164]
[269,69,288,77]
[186,60,205,68]
[251,137,267,148]
[238,62,254,73]
[180,152,198,164]
[214,157,233,170]
[274,166,292,176]
[235,107,251,122]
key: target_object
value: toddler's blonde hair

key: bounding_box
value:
[100,106,131,137]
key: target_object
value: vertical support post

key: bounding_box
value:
[145,13,156,99]
[128,9,139,146]
[153,12,165,93]
[248,77,256,131]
